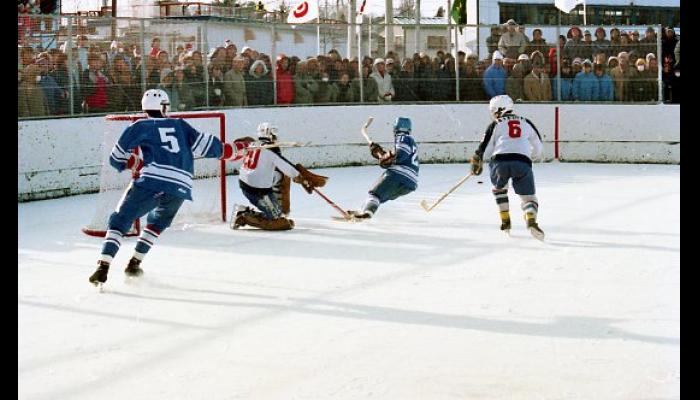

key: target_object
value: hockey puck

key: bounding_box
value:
[477,181,483,184]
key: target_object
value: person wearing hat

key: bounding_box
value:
[483,50,508,98]
[582,30,594,57]
[506,62,525,102]
[370,57,394,102]
[498,19,527,60]
[662,27,678,66]
[516,53,532,76]
[486,25,504,59]
[573,59,597,101]
[564,26,588,61]
[639,27,657,58]
[385,58,397,79]
[524,60,551,101]
[629,58,656,102]
[572,57,583,75]
[551,58,574,101]
[592,27,611,59]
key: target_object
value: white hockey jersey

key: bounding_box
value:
[239,148,299,189]
[477,114,542,161]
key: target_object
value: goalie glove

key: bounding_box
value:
[369,142,385,160]
[126,153,144,176]
[293,164,329,194]
[470,154,483,176]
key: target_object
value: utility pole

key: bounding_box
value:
[111,0,117,40]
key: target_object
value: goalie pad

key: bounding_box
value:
[240,213,294,230]
[293,164,328,194]
[272,171,291,215]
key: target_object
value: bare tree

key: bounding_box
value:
[395,0,415,17]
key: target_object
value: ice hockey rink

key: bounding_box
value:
[18,162,679,400]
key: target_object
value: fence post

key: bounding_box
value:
[67,16,74,116]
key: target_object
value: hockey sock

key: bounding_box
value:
[132,224,161,261]
[362,195,380,215]
[100,229,124,263]
[492,188,509,214]
[520,195,539,222]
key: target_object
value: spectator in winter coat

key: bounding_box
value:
[168,67,195,111]
[293,61,313,104]
[370,58,395,102]
[662,27,678,66]
[517,53,532,77]
[208,64,226,107]
[107,54,139,112]
[486,25,503,59]
[639,27,658,60]
[610,52,638,101]
[609,28,623,58]
[548,35,567,77]
[224,56,248,106]
[81,52,111,114]
[506,63,525,101]
[662,58,679,103]
[275,54,295,104]
[582,30,594,59]
[394,58,419,101]
[607,56,619,71]
[36,55,62,115]
[333,72,354,102]
[527,29,548,56]
[498,19,528,60]
[593,63,614,101]
[564,26,588,61]
[629,58,656,102]
[246,59,274,106]
[524,61,551,101]
[483,50,507,98]
[461,56,487,100]
[434,57,455,101]
[573,59,598,101]
[352,64,379,102]
[314,71,336,103]
[19,64,49,117]
[592,27,611,59]
[551,58,574,101]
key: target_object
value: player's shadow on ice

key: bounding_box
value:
[107,289,680,347]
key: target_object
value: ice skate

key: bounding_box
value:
[89,261,110,287]
[124,257,143,278]
[347,210,372,219]
[526,216,545,241]
[499,211,511,236]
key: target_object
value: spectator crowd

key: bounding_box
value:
[18,20,680,118]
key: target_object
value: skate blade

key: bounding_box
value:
[91,281,105,292]
[529,228,545,241]
[502,229,511,237]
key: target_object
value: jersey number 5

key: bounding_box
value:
[158,128,181,153]
[507,120,522,138]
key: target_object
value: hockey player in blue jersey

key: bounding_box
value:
[348,117,419,219]
[470,95,545,240]
[88,89,249,286]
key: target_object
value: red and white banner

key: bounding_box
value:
[287,0,319,23]
[359,0,367,14]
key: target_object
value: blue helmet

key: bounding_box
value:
[393,117,412,135]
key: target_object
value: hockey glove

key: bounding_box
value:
[370,142,385,160]
[293,164,329,194]
[470,154,483,176]
[126,153,144,177]
[379,150,396,168]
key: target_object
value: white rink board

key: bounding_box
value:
[18,163,680,400]
[18,104,679,200]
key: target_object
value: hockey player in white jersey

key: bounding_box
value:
[88,89,251,287]
[232,123,328,230]
[470,95,545,240]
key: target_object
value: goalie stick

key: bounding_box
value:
[420,173,474,212]
[275,153,352,220]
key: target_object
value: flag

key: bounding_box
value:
[359,0,367,14]
[450,0,466,33]
[287,0,319,23]
[555,0,584,13]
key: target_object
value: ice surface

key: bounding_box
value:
[18,163,680,400]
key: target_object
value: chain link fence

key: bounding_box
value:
[18,13,680,119]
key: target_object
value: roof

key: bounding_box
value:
[392,17,448,25]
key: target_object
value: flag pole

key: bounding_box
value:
[317,16,321,55]
[583,0,586,27]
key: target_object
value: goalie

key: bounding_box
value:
[232,123,328,230]
[348,117,419,219]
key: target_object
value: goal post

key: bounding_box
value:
[82,112,229,238]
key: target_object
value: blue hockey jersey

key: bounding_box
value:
[109,118,223,200]
[384,134,419,190]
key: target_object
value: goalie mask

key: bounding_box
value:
[488,95,514,120]
[257,122,278,143]
[141,89,170,116]
[393,117,412,136]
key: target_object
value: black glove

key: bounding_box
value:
[369,142,384,160]
[470,154,483,176]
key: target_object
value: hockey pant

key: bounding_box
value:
[239,184,294,230]
[100,184,185,263]
[488,159,538,220]
[361,172,416,215]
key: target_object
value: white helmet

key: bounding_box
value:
[257,122,278,143]
[141,89,170,115]
[488,95,514,120]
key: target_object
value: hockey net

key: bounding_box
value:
[82,112,228,237]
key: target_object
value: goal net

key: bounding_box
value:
[82,112,229,237]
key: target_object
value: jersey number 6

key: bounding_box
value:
[507,120,522,138]
[158,127,181,153]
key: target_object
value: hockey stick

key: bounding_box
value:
[420,173,474,212]
[248,141,312,150]
[360,117,374,144]
[275,153,352,220]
